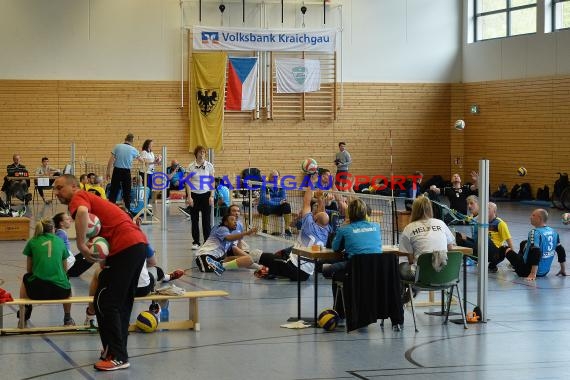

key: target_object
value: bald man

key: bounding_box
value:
[506,209,566,281]
[456,200,514,272]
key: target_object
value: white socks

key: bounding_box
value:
[249,249,263,263]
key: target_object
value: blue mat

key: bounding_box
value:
[520,200,551,207]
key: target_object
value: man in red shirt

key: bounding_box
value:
[53,174,147,372]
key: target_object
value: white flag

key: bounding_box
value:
[275,58,321,93]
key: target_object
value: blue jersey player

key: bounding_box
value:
[506,209,566,280]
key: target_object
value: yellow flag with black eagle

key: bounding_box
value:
[190,52,227,151]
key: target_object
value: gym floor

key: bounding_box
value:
[0,201,569,379]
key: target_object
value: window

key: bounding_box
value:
[553,0,570,30]
[474,0,537,41]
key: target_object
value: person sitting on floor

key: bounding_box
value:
[455,198,514,272]
[18,218,74,327]
[397,195,455,302]
[506,208,566,281]
[195,214,258,276]
[255,185,331,281]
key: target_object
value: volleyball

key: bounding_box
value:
[136,311,158,333]
[86,213,101,239]
[87,236,110,260]
[517,167,527,177]
[301,158,318,174]
[317,308,340,331]
[562,213,570,225]
[454,119,465,130]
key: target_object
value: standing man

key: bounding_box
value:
[183,145,215,250]
[334,142,352,189]
[506,209,566,281]
[53,174,147,371]
[106,133,142,216]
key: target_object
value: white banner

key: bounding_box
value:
[276,58,321,93]
[193,26,336,53]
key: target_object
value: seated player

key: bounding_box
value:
[195,214,258,276]
[18,218,74,326]
[255,186,331,281]
[506,209,566,281]
[34,156,59,204]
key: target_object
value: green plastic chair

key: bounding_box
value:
[403,251,467,332]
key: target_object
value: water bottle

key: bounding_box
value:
[160,300,170,322]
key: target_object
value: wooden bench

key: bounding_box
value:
[0,290,228,335]
[0,217,30,240]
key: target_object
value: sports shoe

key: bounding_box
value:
[167,269,184,281]
[156,284,185,296]
[84,309,98,329]
[488,265,498,273]
[64,317,76,326]
[285,229,293,237]
[17,206,26,217]
[191,243,200,250]
[178,206,191,218]
[94,358,130,371]
[262,229,268,234]
[205,256,225,276]
[16,304,33,321]
[254,266,270,279]
[149,302,161,315]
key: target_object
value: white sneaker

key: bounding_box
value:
[191,243,200,250]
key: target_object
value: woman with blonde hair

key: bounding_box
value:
[18,218,74,326]
[322,197,382,315]
[399,195,455,301]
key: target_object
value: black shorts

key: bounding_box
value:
[23,273,71,300]
[195,254,225,272]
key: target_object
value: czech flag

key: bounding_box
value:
[226,57,258,111]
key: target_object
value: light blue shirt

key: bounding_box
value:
[524,226,560,277]
[332,220,382,258]
[299,213,330,247]
[216,185,231,206]
[112,143,140,169]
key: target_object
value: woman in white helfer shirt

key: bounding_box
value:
[139,139,162,202]
[399,195,455,282]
